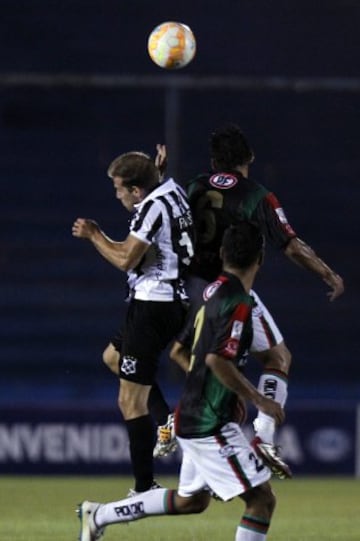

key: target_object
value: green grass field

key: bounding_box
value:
[1,476,359,541]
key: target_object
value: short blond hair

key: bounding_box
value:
[107,151,160,190]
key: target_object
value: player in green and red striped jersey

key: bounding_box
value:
[156,124,343,479]
[77,221,284,541]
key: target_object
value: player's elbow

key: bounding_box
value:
[205,353,219,370]
[117,249,142,272]
[169,341,184,362]
[120,258,133,272]
[283,236,299,257]
[170,341,190,372]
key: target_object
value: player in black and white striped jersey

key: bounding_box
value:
[72,149,194,495]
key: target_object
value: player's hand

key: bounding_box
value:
[72,218,100,240]
[257,396,285,426]
[323,272,344,302]
[155,144,167,180]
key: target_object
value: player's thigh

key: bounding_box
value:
[250,289,283,352]
[253,341,291,373]
[177,448,209,497]
[120,299,185,384]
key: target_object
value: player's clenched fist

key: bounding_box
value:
[72,218,100,240]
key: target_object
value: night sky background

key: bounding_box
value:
[1,0,359,411]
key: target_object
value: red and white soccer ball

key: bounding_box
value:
[147,21,196,69]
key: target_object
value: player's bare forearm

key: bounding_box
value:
[88,229,130,271]
[72,217,132,271]
[170,340,191,372]
[205,353,285,424]
[284,236,344,301]
[155,144,167,180]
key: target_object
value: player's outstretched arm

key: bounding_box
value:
[72,217,148,272]
[284,236,344,301]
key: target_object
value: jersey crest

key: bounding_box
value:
[203,279,223,301]
[209,173,238,189]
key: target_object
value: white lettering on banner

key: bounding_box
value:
[307,428,352,462]
[276,425,304,464]
[0,424,130,463]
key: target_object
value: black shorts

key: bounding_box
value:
[116,298,186,385]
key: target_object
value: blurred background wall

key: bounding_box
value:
[1,0,359,419]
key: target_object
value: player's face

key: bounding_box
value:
[112,176,140,212]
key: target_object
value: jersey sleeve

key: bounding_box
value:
[254,192,297,249]
[209,302,252,360]
[130,199,163,245]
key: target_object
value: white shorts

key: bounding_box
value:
[177,422,271,501]
[249,289,283,352]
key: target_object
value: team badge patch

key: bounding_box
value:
[231,320,244,340]
[203,280,223,301]
[209,173,238,189]
[120,356,138,376]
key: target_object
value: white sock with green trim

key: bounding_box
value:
[236,514,270,540]
[236,527,267,540]
[95,488,174,527]
[253,370,288,444]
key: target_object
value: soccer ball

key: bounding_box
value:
[147,21,196,69]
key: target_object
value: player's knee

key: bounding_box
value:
[102,344,120,375]
[117,382,150,419]
[260,343,292,374]
[117,390,132,416]
[257,483,276,516]
[282,344,292,372]
[242,481,276,519]
[175,492,210,514]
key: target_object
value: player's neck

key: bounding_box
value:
[234,165,249,178]
[223,265,256,293]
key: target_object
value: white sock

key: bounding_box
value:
[253,371,288,444]
[95,488,173,527]
[236,526,267,541]
[236,515,270,540]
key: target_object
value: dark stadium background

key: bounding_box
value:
[1,0,359,414]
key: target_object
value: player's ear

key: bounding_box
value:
[131,185,142,199]
[258,249,265,266]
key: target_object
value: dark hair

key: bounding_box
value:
[210,123,254,171]
[107,151,160,190]
[221,221,264,269]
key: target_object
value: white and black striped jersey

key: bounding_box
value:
[127,178,194,301]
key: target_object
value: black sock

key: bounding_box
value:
[125,415,155,492]
[148,383,170,425]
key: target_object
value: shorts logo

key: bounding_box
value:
[219,444,235,458]
[120,356,138,375]
[209,174,238,189]
[237,352,249,367]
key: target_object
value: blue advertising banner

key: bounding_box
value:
[268,403,357,476]
[0,403,357,475]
